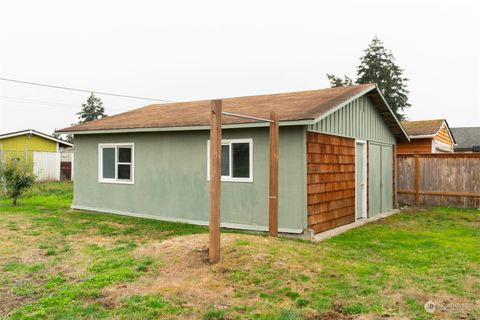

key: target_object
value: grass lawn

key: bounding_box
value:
[0,182,479,319]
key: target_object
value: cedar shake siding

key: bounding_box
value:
[436,126,453,145]
[307,132,356,233]
[397,138,432,154]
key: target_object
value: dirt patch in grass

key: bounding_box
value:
[0,289,30,316]
[382,287,480,319]
[103,234,240,307]
[102,233,324,316]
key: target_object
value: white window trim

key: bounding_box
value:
[98,143,135,184]
[207,138,253,183]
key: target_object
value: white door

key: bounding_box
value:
[355,142,367,219]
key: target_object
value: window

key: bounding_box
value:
[207,139,253,182]
[98,143,134,184]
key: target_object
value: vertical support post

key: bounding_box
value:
[24,147,28,171]
[392,145,396,209]
[415,153,420,205]
[209,100,222,264]
[269,112,279,237]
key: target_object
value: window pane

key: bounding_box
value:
[102,148,115,179]
[118,164,131,180]
[232,143,250,178]
[118,147,131,163]
[221,145,230,176]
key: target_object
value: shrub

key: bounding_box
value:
[0,159,35,206]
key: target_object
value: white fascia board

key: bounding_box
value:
[58,119,313,135]
[409,134,435,139]
[0,129,73,147]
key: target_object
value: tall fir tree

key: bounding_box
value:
[326,37,410,120]
[356,37,410,120]
[77,93,107,123]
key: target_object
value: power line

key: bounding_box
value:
[0,95,128,112]
[1,95,82,108]
[0,77,176,103]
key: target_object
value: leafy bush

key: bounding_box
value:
[0,159,35,206]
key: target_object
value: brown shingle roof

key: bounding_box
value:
[58,84,375,131]
[400,119,445,136]
[57,84,408,141]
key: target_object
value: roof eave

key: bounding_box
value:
[369,85,410,142]
[56,119,314,135]
[409,134,435,139]
[0,129,74,147]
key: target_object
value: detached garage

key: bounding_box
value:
[58,84,408,235]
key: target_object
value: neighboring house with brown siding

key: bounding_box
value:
[397,119,455,153]
[57,84,408,235]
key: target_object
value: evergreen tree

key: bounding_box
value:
[326,37,410,120]
[356,37,410,120]
[77,93,107,123]
[327,74,353,87]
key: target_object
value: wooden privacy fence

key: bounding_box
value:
[397,153,480,207]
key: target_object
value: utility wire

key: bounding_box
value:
[0,95,128,112]
[0,77,176,103]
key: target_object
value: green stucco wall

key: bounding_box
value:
[307,96,396,144]
[72,126,307,233]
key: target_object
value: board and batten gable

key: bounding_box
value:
[72,126,307,233]
[308,95,396,144]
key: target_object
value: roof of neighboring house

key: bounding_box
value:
[400,119,446,136]
[57,84,409,141]
[400,119,456,143]
[0,129,73,148]
[450,127,480,150]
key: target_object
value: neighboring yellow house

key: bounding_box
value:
[0,129,73,177]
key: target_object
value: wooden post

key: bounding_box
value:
[269,112,279,237]
[209,100,222,264]
[415,153,420,205]
[392,145,396,209]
